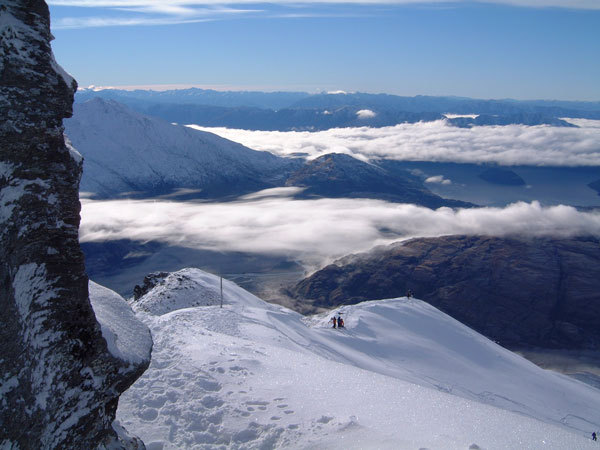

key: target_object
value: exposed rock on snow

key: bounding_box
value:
[0,2,150,447]
[120,268,600,449]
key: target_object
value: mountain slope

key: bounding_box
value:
[65,98,298,198]
[115,268,600,449]
[291,235,600,350]
[286,153,472,207]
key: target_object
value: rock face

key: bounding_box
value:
[1,1,150,448]
[292,235,600,349]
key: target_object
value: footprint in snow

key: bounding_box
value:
[139,408,159,421]
[245,400,269,406]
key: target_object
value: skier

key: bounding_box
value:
[330,316,336,328]
[406,289,412,298]
[593,431,597,441]
[337,316,344,328]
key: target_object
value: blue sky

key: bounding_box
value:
[48,1,600,100]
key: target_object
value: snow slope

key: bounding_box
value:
[89,281,153,365]
[117,268,600,449]
[64,98,295,198]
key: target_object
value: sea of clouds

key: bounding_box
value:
[188,119,600,166]
[81,192,600,269]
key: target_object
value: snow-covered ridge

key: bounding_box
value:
[118,268,600,449]
[64,98,294,198]
[89,281,152,365]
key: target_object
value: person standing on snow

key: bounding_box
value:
[593,431,597,441]
[330,316,337,328]
[337,316,344,328]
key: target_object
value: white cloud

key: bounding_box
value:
[356,109,377,119]
[52,6,257,29]
[48,0,600,9]
[54,16,210,28]
[425,175,451,185]
[80,197,600,271]
[189,119,600,167]
[49,0,600,28]
[444,114,479,119]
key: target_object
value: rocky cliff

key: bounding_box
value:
[0,1,150,447]
[291,235,600,350]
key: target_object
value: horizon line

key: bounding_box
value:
[77,84,600,104]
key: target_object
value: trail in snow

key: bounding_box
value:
[103,269,600,449]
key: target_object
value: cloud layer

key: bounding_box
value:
[80,197,600,270]
[190,119,600,167]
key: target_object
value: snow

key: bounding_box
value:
[117,268,600,449]
[64,135,83,164]
[12,264,56,336]
[50,52,76,89]
[64,98,290,197]
[89,281,152,365]
[0,176,49,225]
[0,11,39,67]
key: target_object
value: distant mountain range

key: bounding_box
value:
[290,235,600,350]
[66,98,472,208]
[75,88,598,131]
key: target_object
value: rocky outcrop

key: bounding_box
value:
[133,272,171,301]
[1,1,150,448]
[291,236,600,349]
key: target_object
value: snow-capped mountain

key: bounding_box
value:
[65,98,298,198]
[107,268,600,449]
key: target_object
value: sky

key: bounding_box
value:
[48,1,600,101]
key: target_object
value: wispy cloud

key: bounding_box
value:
[49,0,600,29]
[50,2,262,28]
[189,119,600,167]
[54,15,211,28]
[49,0,600,7]
[80,197,600,270]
